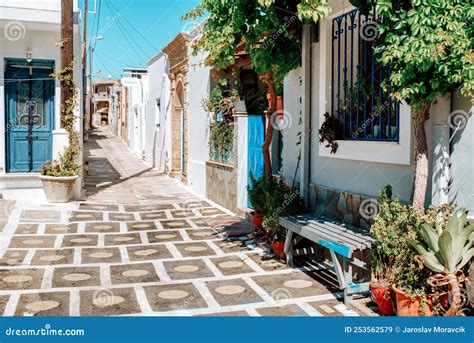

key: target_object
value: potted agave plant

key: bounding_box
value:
[40,62,81,203]
[370,186,456,316]
[408,211,473,316]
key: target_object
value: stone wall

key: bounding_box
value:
[308,183,378,231]
[206,161,237,213]
[205,119,238,213]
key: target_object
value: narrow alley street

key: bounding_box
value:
[0,128,364,317]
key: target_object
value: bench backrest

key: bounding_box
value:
[309,184,377,233]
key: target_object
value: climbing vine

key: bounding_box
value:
[41,59,81,177]
[209,121,234,163]
[201,80,238,164]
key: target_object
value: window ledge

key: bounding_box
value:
[319,138,411,165]
[206,160,235,170]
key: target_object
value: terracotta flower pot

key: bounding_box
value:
[392,284,448,316]
[40,175,79,203]
[370,280,395,316]
[251,212,264,229]
[272,241,285,260]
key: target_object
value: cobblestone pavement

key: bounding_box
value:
[0,128,370,316]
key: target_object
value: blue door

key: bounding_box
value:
[5,59,54,172]
[247,114,265,207]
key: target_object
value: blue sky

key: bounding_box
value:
[78,0,201,79]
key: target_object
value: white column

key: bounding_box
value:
[236,114,249,209]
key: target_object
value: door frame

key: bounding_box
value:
[4,58,55,173]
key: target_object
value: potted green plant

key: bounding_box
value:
[370,186,396,316]
[248,173,268,232]
[408,211,473,316]
[40,159,80,203]
[261,176,302,259]
[389,204,453,316]
[372,186,454,316]
[248,173,302,247]
[40,62,81,203]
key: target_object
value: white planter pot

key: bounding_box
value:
[40,175,79,203]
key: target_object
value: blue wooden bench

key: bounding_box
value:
[279,214,376,305]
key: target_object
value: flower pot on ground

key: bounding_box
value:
[369,187,397,316]
[392,284,448,316]
[250,211,264,236]
[40,174,79,203]
[272,241,285,260]
[408,211,473,316]
[248,173,268,215]
[370,279,395,316]
[40,160,80,203]
[248,173,303,252]
[371,186,457,316]
[42,61,81,203]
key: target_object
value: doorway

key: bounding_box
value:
[4,59,55,172]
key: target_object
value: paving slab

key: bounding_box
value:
[206,278,263,307]
[144,283,208,312]
[15,292,70,316]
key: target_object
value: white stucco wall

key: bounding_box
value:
[146,53,171,173]
[187,50,211,196]
[282,67,303,186]
[123,75,148,160]
[449,96,474,216]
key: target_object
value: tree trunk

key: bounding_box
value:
[82,0,88,134]
[445,273,461,316]
[411,101,431,213]
[61,0,74,128]
[262,71,277,174]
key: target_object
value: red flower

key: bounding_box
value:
[55,164,61,169]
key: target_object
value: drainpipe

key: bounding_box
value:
[300,24,312,207]
[431,95,451,206]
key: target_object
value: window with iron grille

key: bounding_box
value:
[331,8,400,142]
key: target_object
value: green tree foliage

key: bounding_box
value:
[374,0,473,104]
[187,0,331,84]
[186,0,332,173]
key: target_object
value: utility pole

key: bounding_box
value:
[61,0,74,128]
[82,0,88,136]
[89,43,93,128]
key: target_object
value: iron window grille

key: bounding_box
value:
[331,7,400,142]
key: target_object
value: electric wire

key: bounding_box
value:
[106,0,158,52]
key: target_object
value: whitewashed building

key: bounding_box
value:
[122,68,148,160]
[186,48,212,197]
[0,0,83,197]
[281,0,473,221]
[145,52,172,173]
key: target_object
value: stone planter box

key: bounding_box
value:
[40,175,79,203]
